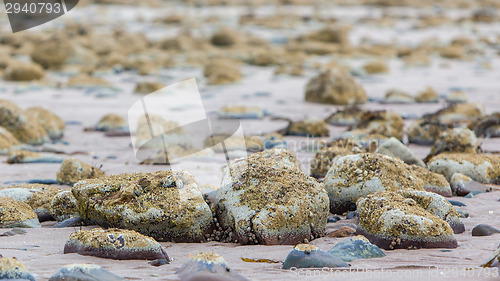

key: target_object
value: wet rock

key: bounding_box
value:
[149,259,169,267]
[56,158,105,186]
[50,190,79,222]
[0,99,49,145]
[95,114,128,132]
[176,252,249,281]
[305,69,367,105]
[427,128,478,160]
[327,216,341,223]
[0,257,35,281]
[428,153,500,183]
[203,59,242,85]
[72,170,214,242]
[356,191,458,250]
[348,111,404,140]
[7,150,64,164]
[134,81,165,94]
[327,226,356,238]
[325,106,365,126]
[324,153,425,214]
[52,216,83,228]
[410,165,452,197]
[446,91,468,104]
[407,119,451,145]
[310,145,362,178]
[218,106,264,119]
[3,60,44,81]
[384,89,414,104]
[363,60,388,74]
[328,235,386,261]
[415,87,439,103]
[282,244,349,269]
[0,197,40,228]
[376,137,425,167]
[472,224,500,236]
[481,246,500,267]
[450,173,492,196]
[26,107,64,140]
[0,126,19,155]
[469,113,500,138]
[64,228,170,260]
[49,263,125,281]
[0,184,58,222]
[215,148,328,245]
[287,118,329,137]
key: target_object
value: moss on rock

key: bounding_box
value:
[0,183,58,221]
[305,69,367,105]
[427,128,478,160]
[50,190,79,222]
[410,165,452,197]
[95,113,127,132]
[57,158,105,186]
[0,257,35,281]
[3,60,44,81]
[348,111,404,140]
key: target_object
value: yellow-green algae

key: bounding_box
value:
[4,183,58,212]
[427,153,500,183]
[72,170,213,242]
[0,196,40,228]
[410,165,452,197]
[0,257,35,281]
[288,118,329,137]
[57,158,105,186]
[310,146,360,178]
[427,128,478,160]
[349,111,404,140]
[50,190,79,221]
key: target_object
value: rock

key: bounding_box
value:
[134,81,165,94]
[415,86,439,103]
[348,111,404,140]
[7,150,64,164]
[0,257,35,281]
[31,35,73,69]
[72,170,214,242]
[469,113,500,138]
[450,173,492,196]
[282,244,349,269]
[211,28,238,47]
[50,190,79,222]
[176,252,248,281]
[384,89,414,104]
[324,153,425,214]
[52,217,83,228]
[305,69,367,105]
[49,264,124,281]
[0,184,58,222]
[407,119,451,145]
[446,91,468,104]
[427,128,478,160]
[376,137,425,167]
[328,235,386,261]
[95,114,128,132]
[215,148,328,245]
[356,191,458,250]
[264,133,287,149]
[481,246,500,268]
[345,211,357,219]
[326,106,365,126]
[26,107,65,140]
[218,106,264,119]
[67,74,111,88]
[327,226,356,238]
[448,200,466,207]
[287,118,329,137]
[204,135,264,153]
[64,228,170,260]
[327,216,341,223]
[456,209,469,218]
[0,197,40,228]
[56,158,105,186]
[3,60,44,81]
[410,165,452,197]
[427,103,485,125]
[363,60,389,74]
[0,126,19,155]
[427,153,500,183]
[0,99,49,145]
[472,224,500,236]
[310,145,362,178]
[135,114,190,149]
[307,25,350,49]
[440,45,465,59]
[149,259,169,266]
[203,59,242,85]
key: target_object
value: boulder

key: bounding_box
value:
[0,184,58,221]
[305,69,367,105]
[415,86,439,103]
[49,264,125,281]
[176,252,249,281]
[282,244,349,269]
[3,60,44,81]
[0,126,19,155]
[376,137,425,167]
[26,107,65,140]
[56,158,105,186]
[95,113,128,132]
[410,165,452,197]
[348,111,404,140]
[203,59,241,85]
[0,257,35,281]
[327,235,386,261]
[50,190,79,222]
[407,119,451,145]
[0,197,40,228]
[0,99,49,145]
[427,153,500,183]
[287,117,329,137]
[427,128,478,160]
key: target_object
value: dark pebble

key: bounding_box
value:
[448,200,466,207]
[327,216,341,223]
[149,259,169,266]
[282,244,349,269]
[52,217,83,228]
[472,224,500,237]
[27,179,59,185]
[345,211,357,219]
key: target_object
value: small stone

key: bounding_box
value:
[282,244,349,269]
[64,228,170,260]
[456,209,469,218]
[450,173,492,196]
[56,158,105,186]
[328,235,386,261]
[49,263,125,281]
[305,69,367,105]
[472,224,500,237]
[327,226,356,238]
[428,153,500,183]
[407,119,451,145]
[447,200,466,207]
[211,28,238,47]
[345,211,356,219]
[0,257,35,281]
[469,113,500,138]
[7,149,64,164]
[176,252,249,281]
[95,114,128,132]
[149,259,170,267]
[326,106,366,126]
[376,137,425,167]
[3,60,44,81]
[415,86,439,103]
[203,59,241,85]
[348,111,404,140]
[363,60,389,74]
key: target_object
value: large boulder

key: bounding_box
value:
[305,69,367,105]
[72,170,214,242]
[324,153,425,214]
[427,153,500,183]
[215,149,329,245]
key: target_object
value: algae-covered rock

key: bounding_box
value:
[348,111,404,140]
[469,113,500,138]
[324,153,425,214]
[326,106,365,126]
[210,28,239,47]
[203,59,242,85]
[305,69,367,105]
[64,228,170,260]
[415,86,439,103]
[327,235,386,262]
[428,103,485,125]
[49,264,125,281]
[31,35,73,69]
[134,81,165,94]
[427,153,500,183]
[7,149,64,164]
[0,126,19,155]
[26,107,65,140]
[176,252,249,281]
[307,25,350,49]
[310,145,362,179]
[356,191,458,250]
[0,183,58,221]
[407,119,451,145]
[0,257,35,281]
[288,117,329,137]
[376,137,425,167]
[384,89,414,104]
[72,170,214,242]
[440,45,464,59]
[215,148,328,245]
[95,113,127,132]
[50,190,79,222]
[282,244,349,269]
[218,106,264,119]
[427,128,478,160]
[3,60,45,81]
[0,99,49,145]
[0,196,40,228]
[67,74,111,88]
[410,165,452,197]
[57,158,105,186]
[363,60,389,74]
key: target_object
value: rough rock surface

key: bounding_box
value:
[348,111,404,140]
[428,153,500,183]
[287,118,329,137]
[0,257,35,281]
[57,158,106,186]
[215,149,329,245]
[50,190,79,222]
[176,252,249,281]
[427,128,479,160]
[0,99,49,145]
[310,145,362,178]
[469,113,500,138]
[0,196,40,228]
[410,165,453,197]
[282,244,349,269]
[325,106,365,126]
[26,107,65,140]
[0,183,58,221]
[49,263,125,281]
[305,69,367,105]
[376,137,425,167]
[407,119,451,145]
[72,170,214,242]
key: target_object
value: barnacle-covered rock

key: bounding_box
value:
[26,107,65,140]
[0,257,35,281]
[31,35,73,69]
[410,165,452,197]
[407,119,451,145]
[134,81,165,94]
[0,197,40,228]
[0,99,49,145]
[363,60,389,74]
[326,106,366,126]
[305,69,367,105]
[348,111,404,140]
[384,89,414,104]
[50,190,79,222]
[427,153,500,183]
[0,184,58,221]
[57,158,105,186]
[310,145,363,179]
[282,244,349,269]
[427,128,478,160]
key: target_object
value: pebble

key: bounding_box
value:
[328,235,386,261]
[176,252,249,281]
[282,244,349,269]
[327,216,341,223]
[49,264,125,281]
[472,224,500,236]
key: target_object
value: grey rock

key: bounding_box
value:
[328,236,386,261]
[376,137,425,167]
